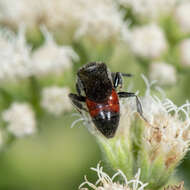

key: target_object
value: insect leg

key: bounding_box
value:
[112,72,133,89]
[69,93,87,112]
[118,92,143,116]
[121,73,133,77]
[112,72,122,88]
[76,78,84,96]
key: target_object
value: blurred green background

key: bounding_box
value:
[0,0,190,189]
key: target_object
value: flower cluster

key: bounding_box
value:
[2,102,36,137]
[0,25,76,151]
[119,0,177,20]
[0,26,77,81]
[79,163,148,190]
[76,77,190,189]
[0,26,32,81]
[74,0,125,42]
[79,163,184,190]
[179,39,190,67]
[120,0,190,86]
[31,28,78,76]
[41,86,72,116]
[0,0,127,42]
[175,1,190,33]
[149,62,177,85]
[0,0,190,188]
[127,23,167,59]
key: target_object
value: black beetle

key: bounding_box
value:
[69,62,143,138]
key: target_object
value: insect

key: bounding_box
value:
[69,62,143,138]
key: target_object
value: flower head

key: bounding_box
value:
[0,0,127,42]
[0,26,77,81]
[41,86,72,116]
[0,26,32,81]
[75,0,126,42]
[179,39,190,67]
[149,62,177,85]
[127,23,167,59]
[79,163,148,190]
[0,0,42,27]
[119,0,177,20]
[31,28,78,76]
[74,76,190,189]
[2,102,36,137]
[175,2,190,33]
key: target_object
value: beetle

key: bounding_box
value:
[69,62,143,138]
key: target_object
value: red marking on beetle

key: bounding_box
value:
[86,89,120,117]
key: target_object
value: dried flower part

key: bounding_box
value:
[79,163,148,190]
[164,182,184,190]
[2,102,36,137]
[179,39,190,67]
[127,23,167,59]
[76,76,190,189]
[175,2,190,33]
[41,86,72,116]
[149,62,177,85]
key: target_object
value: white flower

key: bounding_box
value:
[0,0,42,27]
[0,0,83,29]
[0,0,82,31]
[0,26,77,80]
[149,62,177,85]
[0,0,126,42]
[42,0,83,30]
[175,2,190,33]
[75,0,126,41]
[77,76,190,172]
[141,97,190,166]
[119,0,177,20]
[128,24,167,59]
[0,26,32,81]
[79,163,148,190]
[120,76,190,167]
[179,39,190,66]
[31,28,78,76]
[2,102,36,137]
[41,86,72,116]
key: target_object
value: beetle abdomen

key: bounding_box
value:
[86,89,120,138]
[92,110,120,138]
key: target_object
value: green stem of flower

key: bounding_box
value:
[28,76,43,118]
